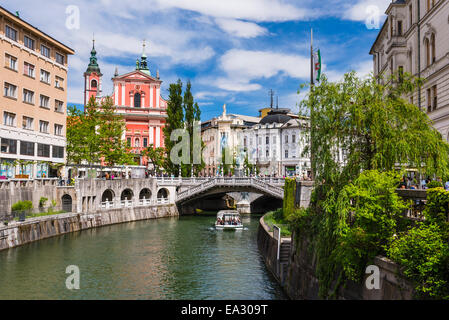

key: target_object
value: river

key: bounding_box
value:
[0,214,287,300]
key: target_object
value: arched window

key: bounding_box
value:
[135,138,140,147]
[431,33,436,64]
[134,93,141,108]
[91,79,97,88]
[425,38,430,67]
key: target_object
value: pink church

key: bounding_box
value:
[83,41,167,166]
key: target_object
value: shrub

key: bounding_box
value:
[427,181,443,189]
[424,188,449,226]
[388,223,449,299]
[39,197,48,208]
[11,200,33,212]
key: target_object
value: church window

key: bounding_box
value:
[134,93,141,108]
[91,79,97,88]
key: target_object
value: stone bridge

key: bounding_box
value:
[175,177,284,204]
[0,176,286,217]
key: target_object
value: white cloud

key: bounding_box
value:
[344,0,390,22]
[215,18,267,38]
[214,49,310,92]
[154,0,308,22]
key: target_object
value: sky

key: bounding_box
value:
[1,0,391,121]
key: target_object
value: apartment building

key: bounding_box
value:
[0,6,74,179]
[370,0,449,140]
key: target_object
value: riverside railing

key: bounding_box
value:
[99,198,169,210]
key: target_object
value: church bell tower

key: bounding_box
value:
[84,38,103,108]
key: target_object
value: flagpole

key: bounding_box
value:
[310,28,315,181]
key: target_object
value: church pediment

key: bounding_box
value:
[113,70,161,83]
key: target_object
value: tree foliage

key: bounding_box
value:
[142,144,165,174]
[67,96,134,170]
[292,71,449,298]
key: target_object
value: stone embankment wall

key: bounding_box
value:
[284,230,415,300]
[257,216,291,285]
[0,204,178,251]
[258,215,415,300]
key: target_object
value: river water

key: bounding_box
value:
[0,214,287,300]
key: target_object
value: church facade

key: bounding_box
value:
[83,41,167,166]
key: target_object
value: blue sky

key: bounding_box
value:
[2,0,391,121]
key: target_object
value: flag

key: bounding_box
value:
[313,49,321,83]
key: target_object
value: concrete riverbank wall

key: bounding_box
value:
[257,216,415,300]
[257,216,291,286]
[0,204,178,251]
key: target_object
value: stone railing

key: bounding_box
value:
[99,198,169,210]
[0,178,62,190]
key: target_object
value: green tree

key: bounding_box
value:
[67,97,101,170]
[295,71,449,298]
[142,144,165,174]
[163,79,184,176]
[98,97,135,170]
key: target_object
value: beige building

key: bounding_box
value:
[201,104,261,176]
[0,6,74,179]
[370,0,449,139]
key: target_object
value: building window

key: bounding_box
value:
[5,53,17,71]
[134,93,141,108]
[432,85,438,111]
[427,88,432,113]
[40,69,50,83]
[22,116,33,130]
[127,137,131,146]
[37,143,50,157]
[409,5,413,28]
[41,45,50,58]
[55,100,64,113]
[397,21,403,36]
[20,141,35,156]
[55,124,63,136]
[5,25,17,41]
[425,38,430,67]
[56,52,65,65]
[244,137,247,147]
[3,112,15,127]
[292,134,296,143]
[266,136,269,145]
[24,35,35,50]
[266,148,269,158]
[91,79,97,88]
[4,83,17,98]
[143,138,148,147]
[398,66,404,83]
[40,95,50,108]
[1,138,17,154]
[55,76,64,89]
[285,149,288,159]
[23,89,35,104]
[24,62,35,78]
[39,120,49,133]
[285,135,288,143]
[52,146,64,158]
[431,33,436,64]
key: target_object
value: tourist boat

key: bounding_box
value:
[215,210,243,230]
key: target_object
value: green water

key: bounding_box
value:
[0,214,287,300]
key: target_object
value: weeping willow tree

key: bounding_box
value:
[294,71,449,298]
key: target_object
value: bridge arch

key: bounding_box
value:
[102,189,115,202]
[157,188,169,200]
[139,188,152,200]
[121,188,134,201]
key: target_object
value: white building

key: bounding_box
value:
[241,108,311,177]
[370,0,449,140]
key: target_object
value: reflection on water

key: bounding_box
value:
[0,214,286,300]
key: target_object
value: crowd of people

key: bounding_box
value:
[216,216,242,226]
[398,176,449,190]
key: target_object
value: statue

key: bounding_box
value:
[223,104,226,116]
